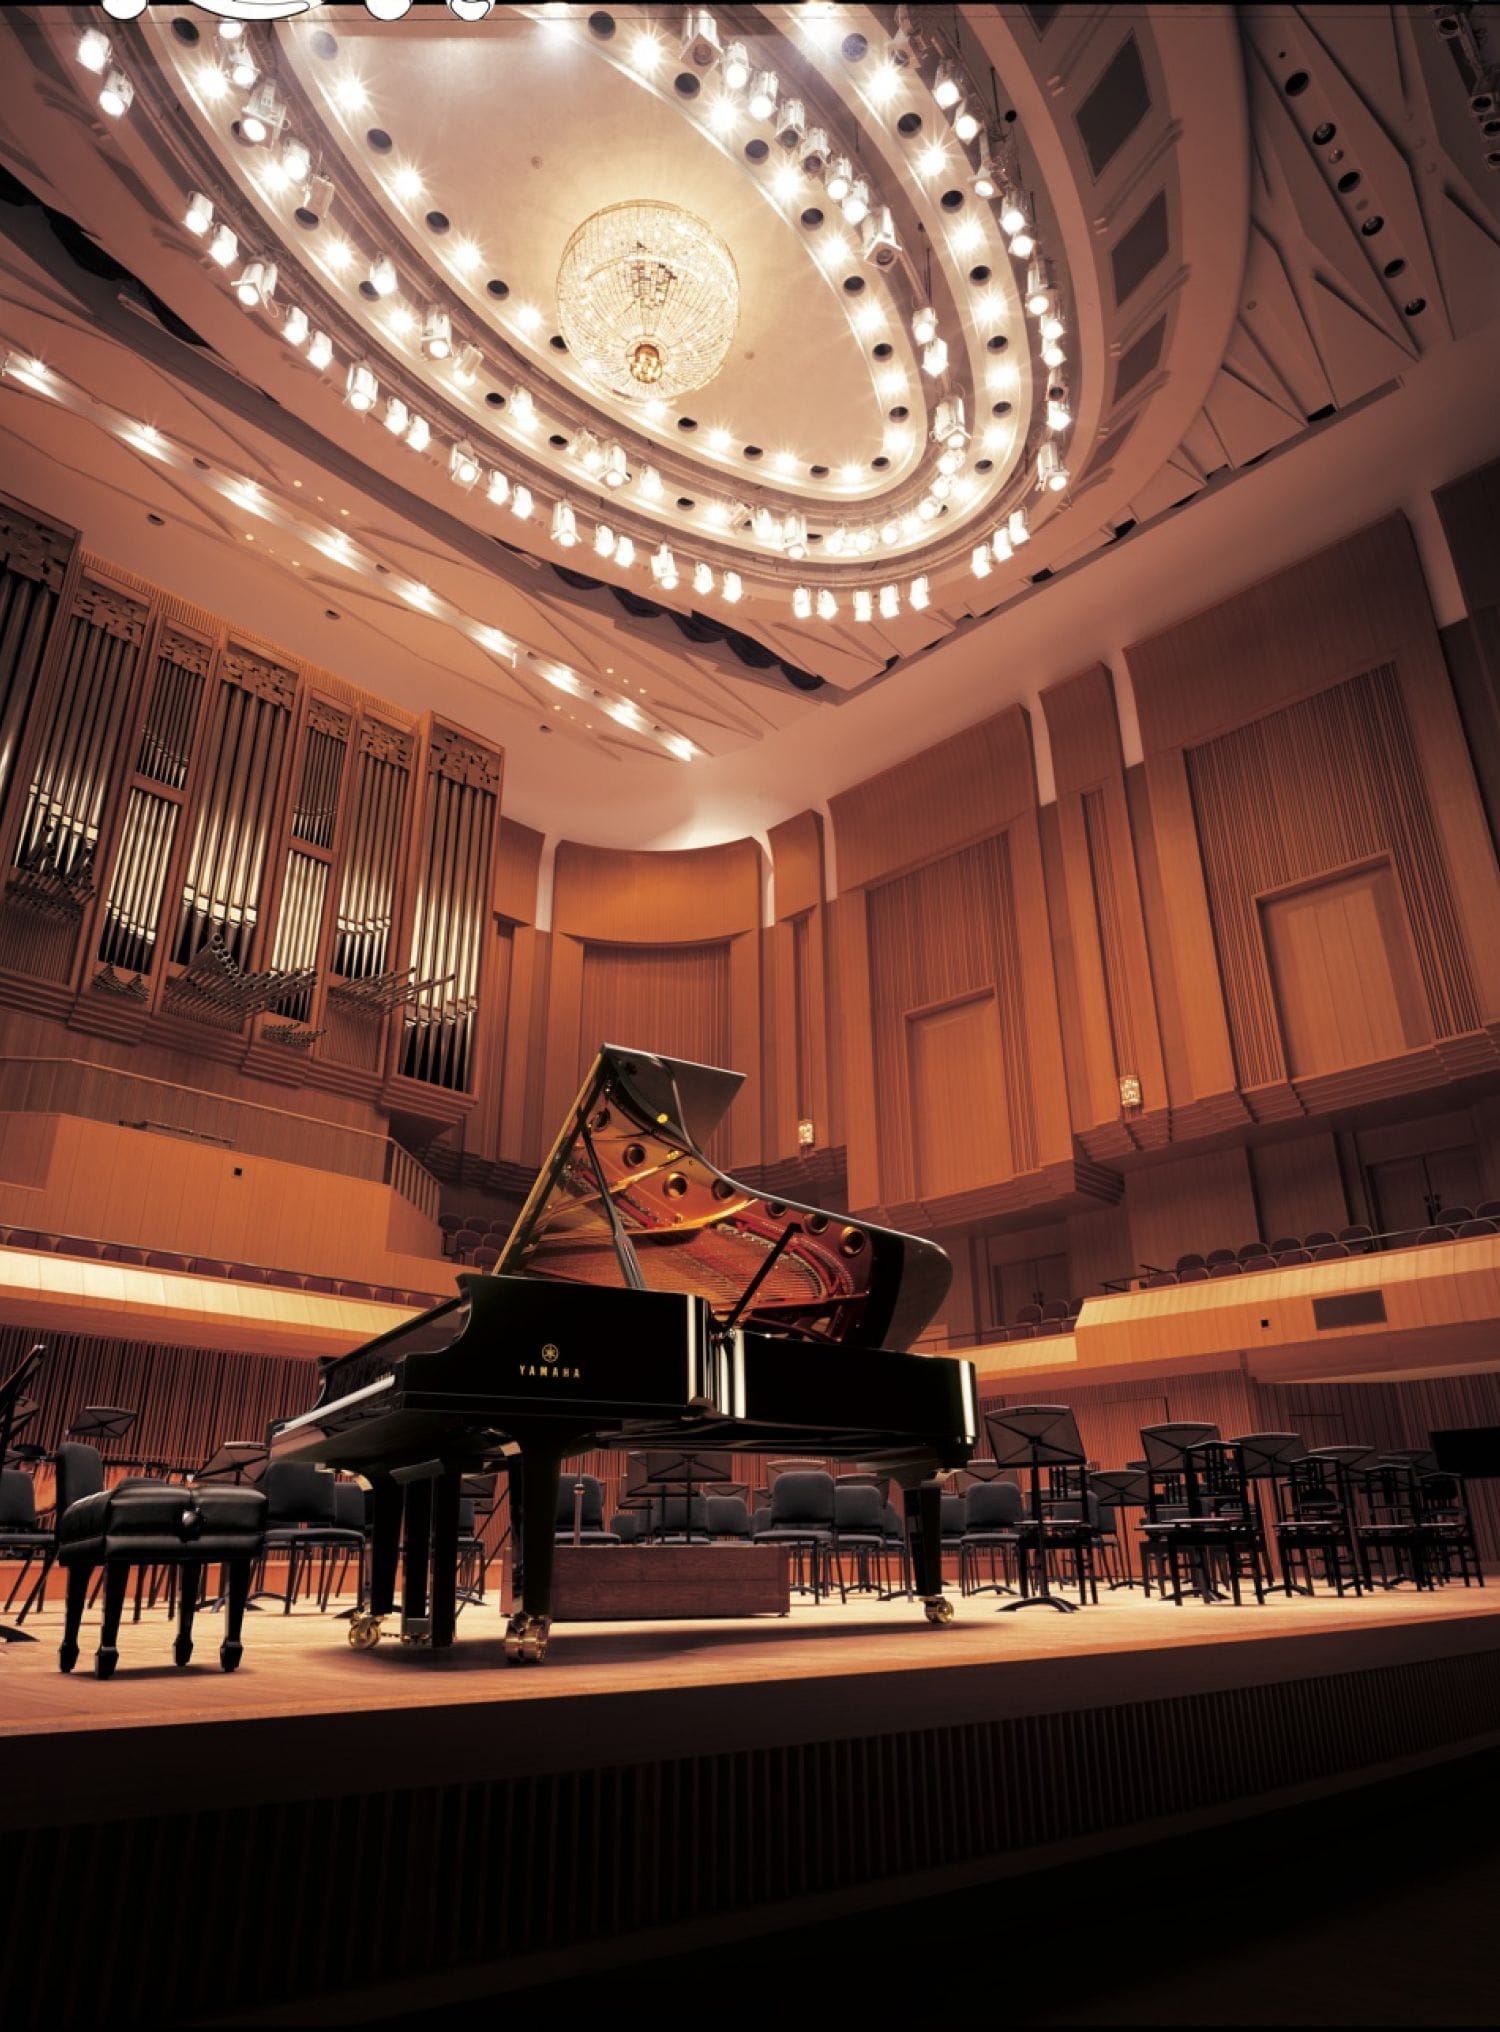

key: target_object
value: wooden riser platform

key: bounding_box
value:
[2,1586,1498,2028]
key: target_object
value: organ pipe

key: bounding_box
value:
[15,582,146,880]
[399,729,499,1090]
[175,658,293,967]
[97,787,179,974]
[334,736,409,981]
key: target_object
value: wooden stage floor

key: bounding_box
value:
[4,1584,1499,2027]
[2,1579,1498,1741]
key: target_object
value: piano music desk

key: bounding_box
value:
[551,1543,791,1620]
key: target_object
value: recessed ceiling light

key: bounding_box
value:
[333,75,368,112]
[325,238,353,271]
[387,304,414,336]
[878,368,907,398]
[867,62,901,106]
[950,218,984,255]
[708,426,732,452]
[198,64,228,100]
[515,303,543,333]
[771,162,801,201]
[392,165,423,199]
[853,299,885,334]
[839,462,862,484]
[453,239,482,273]
[918,143,947,178]
[629,30,664,74]
[707,94,739,135]
[772,449,796,474]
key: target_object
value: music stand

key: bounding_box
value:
[634,1449,735,1542]
[955,1458,1002,1493]
[0,1344,46,1643]
[68,1406,137,1446]
[985,1406,1087,1614]
[194,1441,268,1485]
[1088,1468,1149,1591]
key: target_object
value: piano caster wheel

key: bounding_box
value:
[219,1640,243,1673]
[94,1646,119,1681]
[923,1595,955,1626]
[58,1640,78,1674]
[504,1612,551,1664]
[173,1635,194,1668]
[347,1614,383,1652]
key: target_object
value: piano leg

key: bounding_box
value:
[505,1441,570,1664]
[429,1470,461,1650]
[401,1477,434,1645]
[349,1473,401,1651]
[901,1471,955,1627]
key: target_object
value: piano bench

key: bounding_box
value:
[57,1485,267,1679]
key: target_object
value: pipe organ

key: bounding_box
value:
[0,491,504,1127]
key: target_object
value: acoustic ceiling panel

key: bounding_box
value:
[1076,35,1152,179]
[1111,190,1171,307]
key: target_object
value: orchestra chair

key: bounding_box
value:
[1,1467,51,1614]
[1275,1454,1364,1597]
[958,1478,1025,1597]
[609,1510,641,1543]
[254,1463,365,1613]
[1350,1459,1432,1590]
[754,1470,838,1603]
[54,1463,266,1678]
[705,1493,752,1540]
[1162,1441,1266,1606]
[553,1473,620,1544]
[1137,1422,1217,1596]
[1415,1472,1484,1587]
[831,1481,887,1595]
[328,1481,372,1606]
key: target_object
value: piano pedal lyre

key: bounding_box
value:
[923,1596,955,1626]
[347,1613,383,1650]
[504,1611,551,1664]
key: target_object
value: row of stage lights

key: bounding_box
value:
[0,350,699,762]
[79,8,1071,626]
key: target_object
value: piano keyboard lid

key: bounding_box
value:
[496,1046,952,1353]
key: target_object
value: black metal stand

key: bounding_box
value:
[0,1344,47,1643]
[1089,1468,1149,1591]
[630,1448,735,1543]
[986,1406,1088,1614]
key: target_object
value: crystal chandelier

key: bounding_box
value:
[556,200,740,404]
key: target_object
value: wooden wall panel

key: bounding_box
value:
[494,818,544,926]
[829,706,1036,892]
[1434,457,1500,615]
[551,838,761,945]
[764,814,829,1164]
[0,1322,312,1485]
[1250,1133,1350,1246]
[1128,513,1500,1024]
[866,835,1040,1202]
[1126,1147,1260,1273]
[768,811,823,921]
[1188,666,1477,1088]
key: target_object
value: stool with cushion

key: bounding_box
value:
[57,1460,266,1677]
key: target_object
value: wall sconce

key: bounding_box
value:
[1118,1073,1143,1110]
[797,1118,817,1149]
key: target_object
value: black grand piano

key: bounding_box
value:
[268,1046,978,1662]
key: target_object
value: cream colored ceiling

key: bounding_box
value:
[0,2,1498,853]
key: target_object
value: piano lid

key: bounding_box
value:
[497,1046,951,1352]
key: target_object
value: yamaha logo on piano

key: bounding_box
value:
[520,1341,580,1380]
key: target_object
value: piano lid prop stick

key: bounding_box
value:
[722,1220,803,1334]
